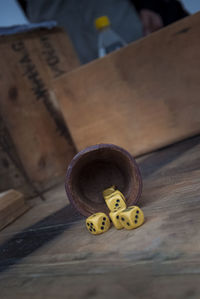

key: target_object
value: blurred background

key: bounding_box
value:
[1,0,199,64]
[0,0,200,27]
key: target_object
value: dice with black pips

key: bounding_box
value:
[102,185,116,198]
[119,206,144,230]
[109,207,125,229]
[86,212,110,235]
[103,189,125,201]
[104,190,126,212]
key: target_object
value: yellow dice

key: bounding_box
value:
[119,206,144,230]
[103,189,125,201]
[102,185,116,198]
[86,212,110,235]
[109,208,125,229]
[105,191,126,212]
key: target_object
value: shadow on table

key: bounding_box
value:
[139,135,200,179]
[0,136,200,274]
[0,204,84,274]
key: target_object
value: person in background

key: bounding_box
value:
[18,0,188,64]
[133,0,189,36]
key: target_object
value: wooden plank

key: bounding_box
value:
[0,28,79,191]
[0,190,29,231]
[0,268,200,299]
[54,13,200,156]
[0,116,40,197]
[0,136,200,298]
[0,117,27,192]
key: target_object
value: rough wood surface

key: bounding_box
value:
[0,117,27,192]
[0,190,29,231]
[0,135,199,298]
[0,116,42,197]
[54,13,200,156]
[0,28,79,191]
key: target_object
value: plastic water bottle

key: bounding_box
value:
[95,16,126,58]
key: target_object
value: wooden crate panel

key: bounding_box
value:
[0,28,79,190]
[55,13,200,156]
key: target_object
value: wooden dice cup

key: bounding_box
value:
[65,144,142,217]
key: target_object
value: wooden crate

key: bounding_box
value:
[0,27,79,193]
[0,116,32,196]
[0,189,29,231]
[54,13,200,156]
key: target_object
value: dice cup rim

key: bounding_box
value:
[65,144,143,217]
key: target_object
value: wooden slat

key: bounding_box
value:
[0,28,79,191]
[0,116,40,197]
[0,190,29,231]
[54,13,200,156]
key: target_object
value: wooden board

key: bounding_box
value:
[0,28,79,191]
[0,117,27,193]
[0,135,200,298]
[0,190,29,231]
[0,116,42,197]
[54,13,200,156]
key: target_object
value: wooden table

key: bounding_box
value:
[0,136,200,299]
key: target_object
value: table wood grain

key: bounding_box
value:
[0,136,200,298]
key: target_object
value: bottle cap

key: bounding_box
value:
[95,16,110,30]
